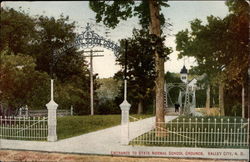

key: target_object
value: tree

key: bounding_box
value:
[224,0,249,118]
[33,15,81,81]
[175,0,249,116]
[0,51,50,114]
[96,77,122,114]
[96,77,121,102]
[89,0,171,126]
[0,7,37,55]
[148,0,165,130]
[176,17,227,115]
[0,7,94,115]
[33,15,95,115]
[114,29,170,114]
[176,17,231,115]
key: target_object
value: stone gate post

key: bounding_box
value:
[120,80,131,145]
[120,100,131,145]
[46,79,58,142]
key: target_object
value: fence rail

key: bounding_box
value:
[130,117,249,148]
[28,109,71,117]
[0,116,48,140]
[18,108,72,117]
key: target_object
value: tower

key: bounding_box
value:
[180,65,188,83]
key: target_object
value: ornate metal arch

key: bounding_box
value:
[53,23,120,62]
[165,83,186,93]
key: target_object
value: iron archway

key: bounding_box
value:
[52,23,120,64]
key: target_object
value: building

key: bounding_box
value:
[180,65,188,83]
[179,65,205,90]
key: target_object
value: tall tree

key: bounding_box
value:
[224,0,249,118]
[0,51,50,114]
[175,0,249,116]
[89,0,170,125]
[114,29,170,114]
[149,0,165,126]
[33,15,80,81]
[176,17,227,115]
[0,7,36,55]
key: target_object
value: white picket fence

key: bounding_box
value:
[0,116,48,140]
[130,117,250,148]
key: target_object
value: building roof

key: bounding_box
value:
[180,65,188,74]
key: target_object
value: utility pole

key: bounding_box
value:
[83,49,104,115]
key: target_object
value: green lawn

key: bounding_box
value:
[57,114,152,140]
[130,116,249,148]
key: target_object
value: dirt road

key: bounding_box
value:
[0,150,246,162]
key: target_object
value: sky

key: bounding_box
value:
[2,1,229,78]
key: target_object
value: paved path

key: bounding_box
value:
[0,115,249,160]
[0,116,176,154]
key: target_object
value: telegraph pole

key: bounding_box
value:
[83,49,104,115]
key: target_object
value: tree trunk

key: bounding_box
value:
[242,86,245,118]
[153,98,156,115]
[206,84,210,114]
[137,100,143,114]
[219,82,225,116]
[149,0,165,136]
[212,86,216,107]
[248,67,250,118]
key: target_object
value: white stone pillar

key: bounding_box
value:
[120,100,131,145]
[120,80,131,145]
[46,79,58,142]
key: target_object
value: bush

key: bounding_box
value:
[96,99,120,115]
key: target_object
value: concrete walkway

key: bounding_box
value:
[0,116,176,153]
[0,115,248,160]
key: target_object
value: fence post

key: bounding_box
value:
[46,79,58,142]
[25,105,29,117]
[120,100,131,145]
[19,107,22,116]
[70,105,73,116]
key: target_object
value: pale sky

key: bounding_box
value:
[2,1,229,78]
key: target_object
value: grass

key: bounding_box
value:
[195,108,220,116]
[0,114,152,141]
[130,116,249,149]
[57,114,152,140]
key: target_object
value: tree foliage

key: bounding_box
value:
[0,51,50,114]
[113,29,171,114]
[175,0,249,116]
[0,7,36,55]
[89,1,172,120]
[0,7,94,115]
[89,0,169,29]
